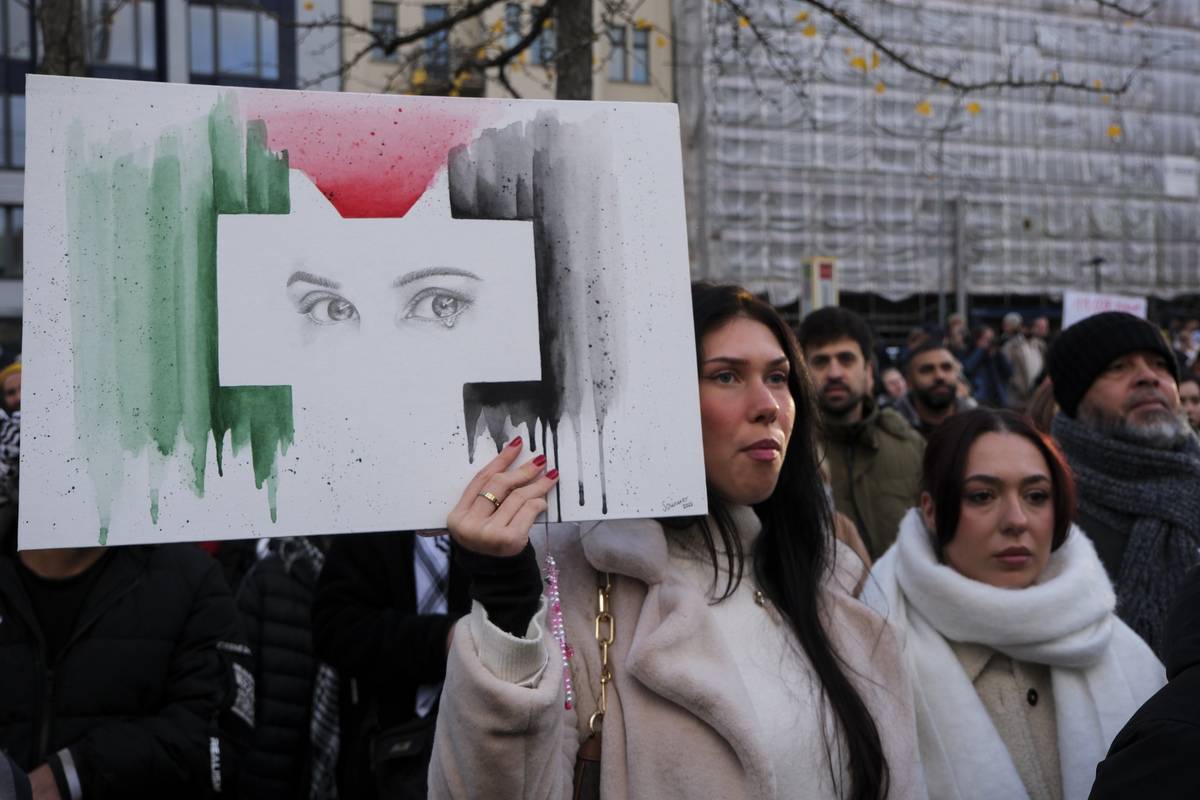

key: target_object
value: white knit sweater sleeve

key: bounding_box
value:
[468,597,550,686]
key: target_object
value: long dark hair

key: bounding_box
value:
[923,408,1076,558]
[684,282,888,800]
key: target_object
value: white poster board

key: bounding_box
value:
[20,76,707,548]
[1062,290,1148,330]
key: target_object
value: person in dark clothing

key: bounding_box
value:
[962,325,1013,408]
[1048,311,1200,657]
[1089,565,1200,798]
[235,536,335,800]
[312,532,470,800]
[0,542,253,800]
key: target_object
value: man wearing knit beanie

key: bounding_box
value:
[1049,311,1200,658]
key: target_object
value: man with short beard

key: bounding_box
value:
[893,341,973,439]
[1049,311,1200,656]
[799,307,925,556]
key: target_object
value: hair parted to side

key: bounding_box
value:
[922,407,1076,559]
[797,306,875,366]
[684,281,889,800]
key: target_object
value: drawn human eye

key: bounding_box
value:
[404,288,473,329]
[298,291,359,326]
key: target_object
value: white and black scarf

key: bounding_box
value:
[1053,413,1200,656]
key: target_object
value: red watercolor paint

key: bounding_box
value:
[243,92,497,218]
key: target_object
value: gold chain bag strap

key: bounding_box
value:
[572,572,613,800]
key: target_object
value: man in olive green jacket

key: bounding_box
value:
[800,307,925,557]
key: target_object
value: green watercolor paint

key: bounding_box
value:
[65,93,296,543]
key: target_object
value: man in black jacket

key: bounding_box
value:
[1090,566,1200,798]
[0,541,252,800]
[312,532,469,800]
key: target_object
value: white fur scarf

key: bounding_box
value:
[864,509,1165,800]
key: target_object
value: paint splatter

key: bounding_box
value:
[448,114,624,519]
[65,94,294,543]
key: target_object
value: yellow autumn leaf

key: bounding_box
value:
[476,48,488,60]
[517,50,528,64]
[738,16,749,27]
[543,18,554,29]
[635,18,652,30]
[874,81,886,95]
[849,56,867,71]
[916,99,932,116]
[411,68,428,86]
[1107,124,1122,139]
[490,19,504,33]
[802,23,817,37]
[1093,79,1103,89]
[843,47,853,56]
[1101,94,1111,105]
[302,1,314,10]
[966,101,981,115]
[870,51,880,69]
[448,88,460,97]
[795,10,808,22]
[1050,71,1060,82]
[656,35,668,48]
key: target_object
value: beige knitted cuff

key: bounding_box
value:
[470,597,549,687]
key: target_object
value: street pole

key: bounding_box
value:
[953,197,968,318]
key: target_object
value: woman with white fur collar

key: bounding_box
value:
[863,408,1165,800]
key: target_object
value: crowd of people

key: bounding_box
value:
[2,288,1199,800]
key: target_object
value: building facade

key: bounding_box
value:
[676,0,1200,313]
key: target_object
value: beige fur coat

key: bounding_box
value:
[429,510,926,799]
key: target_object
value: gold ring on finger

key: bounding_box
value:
[478,490,502,510]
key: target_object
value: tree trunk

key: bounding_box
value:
[554,0,592,100]
[39,0,88,76]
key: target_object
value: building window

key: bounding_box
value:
[607,24,626,82]
[534,7,554,65]
[190,2,280,80]
[87,0,157,70]
[3,0,33,60]
[607,24,649,84]
[630,27,649,83]
[0,95,23,169]
[424,5,450,80]
[0,206,22,279]
[371,1,397,61]
[504,3,521,50]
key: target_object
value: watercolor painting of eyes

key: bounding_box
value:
[403,287,473,328]
[297,290,359,326]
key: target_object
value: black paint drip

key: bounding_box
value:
[449,115,615,521]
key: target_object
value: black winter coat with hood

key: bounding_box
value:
[0,543,252,800]
[1090,565,1200,798]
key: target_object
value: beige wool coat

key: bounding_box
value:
[429,513,926,800]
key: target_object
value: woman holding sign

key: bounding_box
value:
[430,283,923,799]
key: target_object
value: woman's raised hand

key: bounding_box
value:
[447,437,559,557]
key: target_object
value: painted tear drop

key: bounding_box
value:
[65,94,294,544]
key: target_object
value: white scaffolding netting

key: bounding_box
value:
[677,0,1200,303]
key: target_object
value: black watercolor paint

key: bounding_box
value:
[448,113,620,521]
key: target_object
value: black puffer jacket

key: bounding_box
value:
[0,544,251,800]
[235,538,325,799]
[312,533,469,799]
[1090,565,1200,798]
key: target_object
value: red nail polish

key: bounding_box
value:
[546,469,559,480]
[508,436,523,449]
[533,454,547,467]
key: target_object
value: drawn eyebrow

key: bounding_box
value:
[287,270,341,289]
[392,268,482,288]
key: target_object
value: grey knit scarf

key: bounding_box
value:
[1053,413,1200,656]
